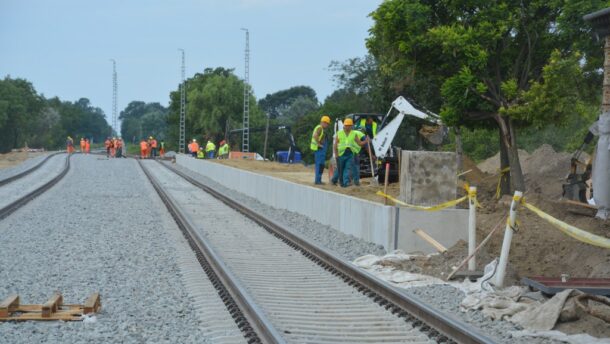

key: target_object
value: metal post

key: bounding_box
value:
[495,190,523,287]
[110,59,118,136]
[263,114,270,160]
[241,28,250,152]
[178,49,186,154]
[468,186,477,271]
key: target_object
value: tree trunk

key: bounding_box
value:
[454,127,463,172]
[496,115,526,195]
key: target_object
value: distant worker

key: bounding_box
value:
[188,139,199,157]
[159,140,165,157]
[331,118,368,187]
[197,146,205,159]
[84,138,90,154]
[109,137,116,158]
[105,137,111,157]
[356,117,378,138]
[115,138,123,158]
[205,139,216,159]
[80,138,86,152]
[311,115,331,184]
[140,138,148,159]
[150,136,158,158]
[66,136,74,154]
[218,140,229,159]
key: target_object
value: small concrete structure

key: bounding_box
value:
[399,151,457,206]
[177,155,468,254]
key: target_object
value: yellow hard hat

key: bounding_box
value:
[193,139,197,142]
[344,118,354,126]
[321,115,331,124]
[149,136,153,139]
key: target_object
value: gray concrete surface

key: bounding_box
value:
[399,151,457,206]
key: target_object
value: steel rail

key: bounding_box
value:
[0,151,63,187]
[0,153,71,220]
[138,159,286,344]
[158,160,497,344]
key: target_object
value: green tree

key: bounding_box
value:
[259,86,318,120]
[367,0,607,193]
[0,77,44,152]
[167,67,265,152]
[120,101,168,144]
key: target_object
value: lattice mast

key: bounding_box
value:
[241,28,250,152]
[178,49,186,154]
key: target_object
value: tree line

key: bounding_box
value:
[0,76,112,153]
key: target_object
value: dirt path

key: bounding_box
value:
[0,151,47,170]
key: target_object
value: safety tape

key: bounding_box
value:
[376,191,468,211]
[495,167,511,200]
[463,182,482,208]
[520,200,610,249]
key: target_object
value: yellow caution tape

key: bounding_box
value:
[377,191,468,211]
[495,167,511,200]
[520,200,610,249]
[463,182,482,208]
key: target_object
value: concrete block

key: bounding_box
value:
[399,151,457,206]
[396,208,468,254]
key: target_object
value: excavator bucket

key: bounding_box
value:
[419,124,446,145]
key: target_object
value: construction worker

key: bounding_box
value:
[311,115,331,184]
[150,136,158,158]
[84,138,90,154]
[104,137,111,157]
[115,138,123,158]
[66,136,74,154]
[331,118,368,187]
[356,117,378,138]
[109,137,116,158]
[205,139,216,159]
[80,138,86,152]
[351,130,367,186]
[140,138,148,159]
[159,140,165,157]
[218,140,229,159]
[197,146,205,159]
[188,139,199,157]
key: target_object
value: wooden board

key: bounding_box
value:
[0,292,101,321]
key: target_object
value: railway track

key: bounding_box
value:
[0,153,71,220]
[139,159,498,344]
[0,152,63,187]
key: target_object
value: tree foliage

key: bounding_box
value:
[367,0,608,192]
[0,76,111,153]
[120,101,168,144]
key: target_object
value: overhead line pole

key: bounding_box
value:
[110,59,118,136]
[178,49,186,154]
[241,28,250,152]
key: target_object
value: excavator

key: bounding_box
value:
[335,96,446,183]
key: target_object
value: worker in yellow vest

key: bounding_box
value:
[310,115,331,184]
[218,140,229,159]
[331,118,368,187]
[205,139,216,159]
[351,129,366,186]
[356,117,378,138]
[197,146,205,159]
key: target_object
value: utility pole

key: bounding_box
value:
[178,49,186,154]
[241,28,250,152]
[110,59,118,136]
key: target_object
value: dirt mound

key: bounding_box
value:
[477,149,530,174]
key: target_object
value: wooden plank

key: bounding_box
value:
[0,295,19,317]
[41,293,63,318]
[83,293,100,314]
[413,228,447,253]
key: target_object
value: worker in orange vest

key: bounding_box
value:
[150,136,158,158]
[84,138,90,154]
[115,138,123,158]
[80,138,86,152]
[188,139,199,157]
[140,138,148,159]
[66,136,74,154]
[104,138,111,157]
[109,137,116,158]
[159,140,165,157]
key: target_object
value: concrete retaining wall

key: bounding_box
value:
[177,155,468,254]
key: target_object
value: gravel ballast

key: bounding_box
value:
[172,159,571,344]
[166,161,386,261]
[0,153,50,181]
[0,155,241,343]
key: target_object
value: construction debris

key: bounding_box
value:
[0,292,100,321]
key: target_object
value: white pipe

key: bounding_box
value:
[495,190,523,287]
[468,186,477,271]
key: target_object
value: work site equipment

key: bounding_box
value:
[562,131,594,203]
[338,96,446,183]
[230,125,300,163]
[0,292,100,321]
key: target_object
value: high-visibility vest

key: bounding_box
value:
[140,141,148,150]
[358,119,377,137]
[192,142,199,152]
[353,131,366,154]
[205,141,216,152]
[151,139,157,148]
[310,125,325,151]
[337,130,359,157]
[219,144,229,155]
[197,150,205,158]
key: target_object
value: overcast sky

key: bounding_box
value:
[0,0,381,131]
